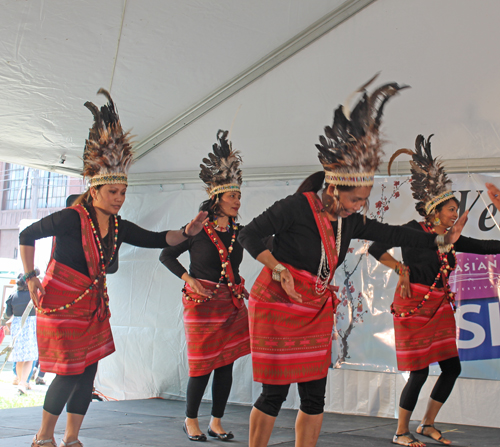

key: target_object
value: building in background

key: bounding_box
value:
[0,162,84,258]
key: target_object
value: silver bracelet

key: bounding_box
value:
[272,264,287,281]
[435,234,452,253]
[435,234,446,246]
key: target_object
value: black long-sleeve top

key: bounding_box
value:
[160,225,243,284]
[19,208,170,278]
[368,219,500,286]
[6,290,35,317]
[238,193,438,276]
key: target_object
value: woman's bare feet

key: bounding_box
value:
[185,417,203,436]
[31,434,57,446]
[393,432,426,446]
[209,416,226,434]
[416,424,451,445]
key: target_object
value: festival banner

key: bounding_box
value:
[333,173,500,380]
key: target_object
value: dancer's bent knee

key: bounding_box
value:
[298,377,327,415]
[254,383,290,417]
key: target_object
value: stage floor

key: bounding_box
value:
[1,398,498,446]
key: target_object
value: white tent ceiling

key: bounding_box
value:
[2,0,500,185]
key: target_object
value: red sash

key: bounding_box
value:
[393,283,457,371]
[249,192,339,384]
[36,205,115,375]
[203,222,244,305]
[303,192,339,289]
[182,279,250,376]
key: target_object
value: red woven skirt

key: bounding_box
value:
[37,260,115,375]
[183,280,250,377]
[249,264,337,385]
[393,283,457,371]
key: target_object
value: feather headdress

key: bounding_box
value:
[83,89,133,187]
[388,134,454,217]
[316,74,409,186]
[199,130,242,197]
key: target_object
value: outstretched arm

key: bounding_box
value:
[166,211,209,246]
[356,212,468,248]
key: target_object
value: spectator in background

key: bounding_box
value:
[5,271,39,395]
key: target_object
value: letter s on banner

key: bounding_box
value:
[489,302,500,346]
[457,304,486,349]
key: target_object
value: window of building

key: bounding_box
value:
[3,164,31,210]
[38,170,68,208]
[3,164,69,210]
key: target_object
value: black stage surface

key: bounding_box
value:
[1,399,498,446]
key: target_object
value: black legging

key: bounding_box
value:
[186,363,234,419]
[399,356,461,412]
[254,377,327,417]
[43,362,98,416]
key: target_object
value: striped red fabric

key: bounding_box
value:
[36,205,115,375]
[393,283,458,371]
[37,261,115,375]
[249,264,337,385]
[248,192,340,385]
[182,280,250,377]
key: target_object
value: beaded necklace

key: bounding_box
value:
[36,208,119,315]
[315,217,341,294]
[391,221,456,318]
[213,217,231,232]
[185,219,241,303]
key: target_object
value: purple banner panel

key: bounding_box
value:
[450,253,500,361]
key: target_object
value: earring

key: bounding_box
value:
[433,216,441,226]
[332,185,343,215]
[321,189,334,213]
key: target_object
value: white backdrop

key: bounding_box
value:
[96,172,500,427]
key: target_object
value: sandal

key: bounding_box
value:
[18,384,27,395]
[31,435,57,446]
[417,424,450,445]
[59,440,84,447]
[393,432,424,446]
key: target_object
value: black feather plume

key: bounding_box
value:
[83,89,133,179]
[317,76,409,177]
[199,130,243,195]
[389,134,453,217]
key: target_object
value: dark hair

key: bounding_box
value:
[72,185,103,207]
[199,193,223,220]
[200,191,241,221]
[435,197,460,212]
[66,194,81,207]
[296,171,370,214]
[296,171,356,194]
[424,197,460,221]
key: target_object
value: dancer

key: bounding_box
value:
[21,89,207,447]
[368,135,500,446]
[160,130,250,442]
[238,78,468,447]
